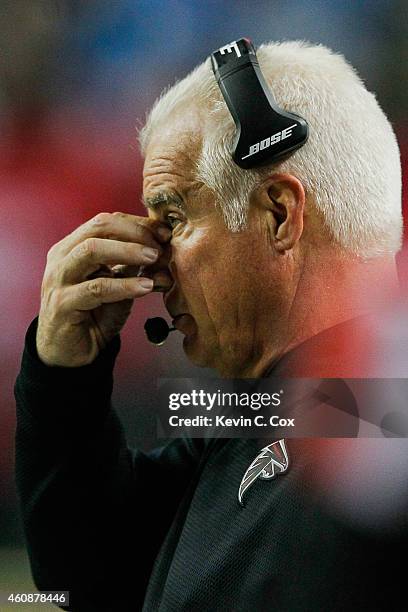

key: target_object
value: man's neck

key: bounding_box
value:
[233,251,400,378]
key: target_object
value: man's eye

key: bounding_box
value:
[166,214,183,229]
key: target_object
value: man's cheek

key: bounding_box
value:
[175,248,216,308]
[174,233,212,276]
[171,245,201,296]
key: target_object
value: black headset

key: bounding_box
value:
[211,37,309,169]
[145,37,309,344]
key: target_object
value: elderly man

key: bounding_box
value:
[15,41,404,611]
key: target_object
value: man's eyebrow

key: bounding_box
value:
[142,192,185,211]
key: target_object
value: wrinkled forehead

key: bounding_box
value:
[143,115,207,214]
[143,112,204,193]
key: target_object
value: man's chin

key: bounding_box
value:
[183,336,210,368]
[173,315,218,369]
[182,327,216,369]
[173,313,196,336]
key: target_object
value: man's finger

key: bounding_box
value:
[48,212,171,259]
[60,276,154,311]
[58,238,160,284]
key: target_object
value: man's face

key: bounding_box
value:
[143,115,281,374]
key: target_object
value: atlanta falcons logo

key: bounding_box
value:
[238,439,289,506]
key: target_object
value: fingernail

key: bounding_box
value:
[139,278,154,289]
[157,226,172,240]
[142,247,159,261]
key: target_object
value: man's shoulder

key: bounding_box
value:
[270,311,408,377]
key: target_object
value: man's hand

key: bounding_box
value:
[36,212,172,367]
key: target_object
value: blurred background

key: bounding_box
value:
[0,0,407,602]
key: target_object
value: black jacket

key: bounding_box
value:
[15,317,407,611]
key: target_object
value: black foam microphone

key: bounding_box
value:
[144,317,176,345]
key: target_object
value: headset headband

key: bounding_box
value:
[211,38,309,169]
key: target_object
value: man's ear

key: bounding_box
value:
[253,173,305,252]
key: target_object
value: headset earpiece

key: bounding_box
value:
[211,38,309,169]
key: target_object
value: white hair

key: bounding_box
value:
[139,41,402,258]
